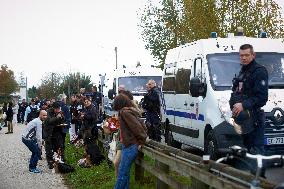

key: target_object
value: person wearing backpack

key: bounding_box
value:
[24,99,39,124]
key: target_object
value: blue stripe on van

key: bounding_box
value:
[165,110,205,121]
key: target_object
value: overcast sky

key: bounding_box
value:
[0,0,284,88]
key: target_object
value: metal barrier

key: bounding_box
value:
[98,131,276,189]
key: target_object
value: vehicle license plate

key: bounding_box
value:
[265,137,284,145]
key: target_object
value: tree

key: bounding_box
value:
[182,0,219,41]
[28,86,38,99]
[139,0,284,67]
[216,0,284,38]
[37,72,63,99]
[0,64,18,102]
[61,72,93,97]
[139,0,182,67]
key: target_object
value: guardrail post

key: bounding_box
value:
[135,151,144,182]
[190,159,210,189]
[155,159,169,189]
[190,177,209,189]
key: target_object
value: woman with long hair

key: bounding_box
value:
[113,94,147,189]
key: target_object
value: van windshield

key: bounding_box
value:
[118,76,162,94]
[207,52,284,90]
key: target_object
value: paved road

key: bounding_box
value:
[0,124,68,189]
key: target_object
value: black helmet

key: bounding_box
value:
[233,110,255,134]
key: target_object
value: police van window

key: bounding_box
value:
[118,76,162,93]
[257,53,284,86]
[176,68,191,94]
[162,77,175,92]
[207,52,284,91]
[207,53,240,90]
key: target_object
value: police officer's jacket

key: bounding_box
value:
[235,59,268,111]
[143,86,161,113]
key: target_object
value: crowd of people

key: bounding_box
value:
[0,81,162,188]
[0,43,269,187]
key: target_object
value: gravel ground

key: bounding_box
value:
[0,124,68,189]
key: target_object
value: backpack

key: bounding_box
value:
[27,106,39,123]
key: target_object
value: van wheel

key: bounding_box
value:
[204,130,218,160]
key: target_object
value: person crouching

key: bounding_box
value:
[22,110,47,173]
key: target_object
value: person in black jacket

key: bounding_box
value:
[230,44,268,177]
[78,97,98,144]
[142,79,161,142]
[5,102,13,134]
[43,102,65,169]
[18,99,28,123]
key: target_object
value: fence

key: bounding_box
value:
[98,131,277,189]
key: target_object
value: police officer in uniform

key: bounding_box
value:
[142,79,162,142]
[230,44,268,177]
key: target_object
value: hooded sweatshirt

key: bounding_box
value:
[118,107,147,147]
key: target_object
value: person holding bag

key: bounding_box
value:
[112,94,147,189]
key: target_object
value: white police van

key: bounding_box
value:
[104,66,163,117]
[162,31,284,158]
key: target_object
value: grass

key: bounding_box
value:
[63,136,156,189]
[63,135,192,189]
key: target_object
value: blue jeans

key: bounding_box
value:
[114,144,138,189]
[22,137,41,170]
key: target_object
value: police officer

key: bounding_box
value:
[231,44,268,176]
[142,79,161,142]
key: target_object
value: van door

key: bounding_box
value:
[162,75,176,124]
[173,68,193,144]
[189,57,206,147]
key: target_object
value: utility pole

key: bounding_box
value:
[77,74,80,94]
[51,72,54,97]
[114,46,118,69]
[26,77,28,101]
[99,73,106,113]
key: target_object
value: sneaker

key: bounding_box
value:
[29,168,41,173]
[5,132,10,134]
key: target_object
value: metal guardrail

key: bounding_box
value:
[98,130,277,189]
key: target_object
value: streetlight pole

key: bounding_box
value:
[114,47,118,69]
[99,73,106,113]
[26,77,28,101]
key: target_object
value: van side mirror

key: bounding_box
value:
[108,89,115,100]
[189,77,207,97]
